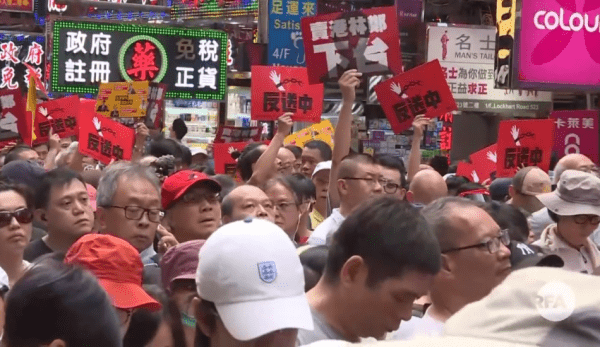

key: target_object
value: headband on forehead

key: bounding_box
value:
[459,189,490,198]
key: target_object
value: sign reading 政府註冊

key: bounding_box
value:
[50,20,227,100]
[426,24,552,113]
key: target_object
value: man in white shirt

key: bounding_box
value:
[390,197,511,341]
[308,154,383,245]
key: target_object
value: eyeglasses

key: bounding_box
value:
[343,177,385,189]
[442,229,510,254]
[105,205,165,223]
[0,208,34,228]
[573,215,600,225]
[380,179,400,194]
[274,201,298,212]
[181,190,220,205]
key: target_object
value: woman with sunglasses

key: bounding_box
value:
[0,181,34,287]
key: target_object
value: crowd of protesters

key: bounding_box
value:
[1,70,600,347]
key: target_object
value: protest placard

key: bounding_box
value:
[33,95,80,145]
[301,6,402,84]
[284,119,334,148]
[496,119,554,177]
[251,66,323,122]
[374,60,457,134]
[79,110,135,165]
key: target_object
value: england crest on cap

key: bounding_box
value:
[258,261,277,283]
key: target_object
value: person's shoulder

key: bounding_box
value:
[23,239,51,262]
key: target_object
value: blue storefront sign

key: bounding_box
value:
[267,0,316,66]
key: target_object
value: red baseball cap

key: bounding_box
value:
[161,170,221,209]
[64,234,161,312]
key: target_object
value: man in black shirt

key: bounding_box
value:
[24,168,94,262]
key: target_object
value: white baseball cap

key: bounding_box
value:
[312,160,332,179]
[196,218,314,341]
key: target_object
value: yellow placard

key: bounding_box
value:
[284,120,334,148]
[95,81,149,118]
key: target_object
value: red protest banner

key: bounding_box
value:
[456,162,480,183]
[79,111,135,165]
[469,143,498,182]
[33,95,80,145]
[301,6,402,85]
[496,119,554,178]
[0,89,28,145]
[374,60,457,134]
[213,142,248,177]
[550,110,599,164]
[251,66,324,122]
[214,125,262,143]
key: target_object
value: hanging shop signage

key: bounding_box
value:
[251,66,323,122]
[396,0,423,70]
[439,112,453,151]
[550,110,599,164]
[517,0,600,89]
[301,6,402,84]
[268,0,316,66]
[374,60,457,134]
[0,34,45,93]
[496,119,554,177]
[145,83,167,130]
[494,0,516,89]
[51,20,228,100]
[426,24,552,113]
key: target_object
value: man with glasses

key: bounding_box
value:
[96,162,164,264]
[533,170,600,274]
[375,155,408,200]
[391,197,511,340]
[308,154,383,245]
[161,170,222,242]
[221,185,276,224]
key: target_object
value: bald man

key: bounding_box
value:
[551,154,596,185]
[530,153,598,239]
[407,169,448,206]
[277,147,296,175]
[221,185,276,224]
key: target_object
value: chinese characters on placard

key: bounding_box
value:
[503,147,543,170]
[263,92,313,113]
[65,31,112,84]
[309,13,391,78]
[87,132,125,161]
[392,90,442,123]
[175,39,220,91]
[38,116,78,137]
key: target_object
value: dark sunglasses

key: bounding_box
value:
[0,208,34,228]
